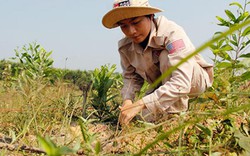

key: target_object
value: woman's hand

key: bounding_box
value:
[119,99,145,126]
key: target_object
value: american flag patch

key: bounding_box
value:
[166,39,185,54]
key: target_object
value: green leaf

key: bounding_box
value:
[240,40,250,51]
[243,12,250,20]
[217,50,232,61]
[229,2,243,10]
[78,120,89,142]
[230,40,238,47]
[225,10,236,21]
[34,44,40,53]
[37,135,57,156]
[236,14,246,23]
[217,62,232,68]
[240,53,250,58]
[196,123,212,136]
[216,16,230,27]
[218,38,226,47]
[246,14,250,21]
[232,34,238,42]
[209,44,217,50]
[241,71,250,81]
[242,26,250,36]
[95,141,101,155]
[216,16,225,23]
[221,44,234,51]
[214,31,223,36]
[237,12,250,23]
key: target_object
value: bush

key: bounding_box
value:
[88,64,123,123]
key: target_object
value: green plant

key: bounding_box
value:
[89,64,122,123]
[15,42,53,76]
[13,42,56,83]
[135,81,150,101]
[0,50,83,142]
[63,69,92,86]
[37,135,76,156]
[0,60,21,91]
[78,117,101,156]
[1,62,13,90]
[210,1,250,107]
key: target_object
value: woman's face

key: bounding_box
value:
[118,16,152,44]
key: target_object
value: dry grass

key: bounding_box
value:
[0,80,249,155]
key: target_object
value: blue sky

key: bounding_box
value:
[0,0,245,72]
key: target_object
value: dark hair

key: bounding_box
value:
[145,14,154,19]
[146,14,158,32]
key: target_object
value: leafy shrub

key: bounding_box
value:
[210,1,250,107]
[0,59,20,80]
[62,69,92,89]
[13,42,55,82]
[88,64,122,123]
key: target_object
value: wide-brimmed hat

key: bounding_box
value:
[102,0,163,29]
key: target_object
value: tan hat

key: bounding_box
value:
[102,0,163,29]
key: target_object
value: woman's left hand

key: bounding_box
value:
[119,99,145,126]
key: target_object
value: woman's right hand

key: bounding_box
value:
[119,99,145,126]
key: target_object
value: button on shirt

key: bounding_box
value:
[118,16,213,115]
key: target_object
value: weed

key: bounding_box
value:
[89,64,122,123]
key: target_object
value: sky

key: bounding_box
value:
[0,0,246,72]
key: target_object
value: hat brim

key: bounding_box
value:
[102,7,163,29]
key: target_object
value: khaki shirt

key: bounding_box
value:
[118,16,213,115]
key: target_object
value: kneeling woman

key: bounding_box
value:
[102,0,214,125]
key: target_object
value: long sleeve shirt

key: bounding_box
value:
[118,16,213,115]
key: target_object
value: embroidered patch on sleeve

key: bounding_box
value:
[166,39,186,54]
